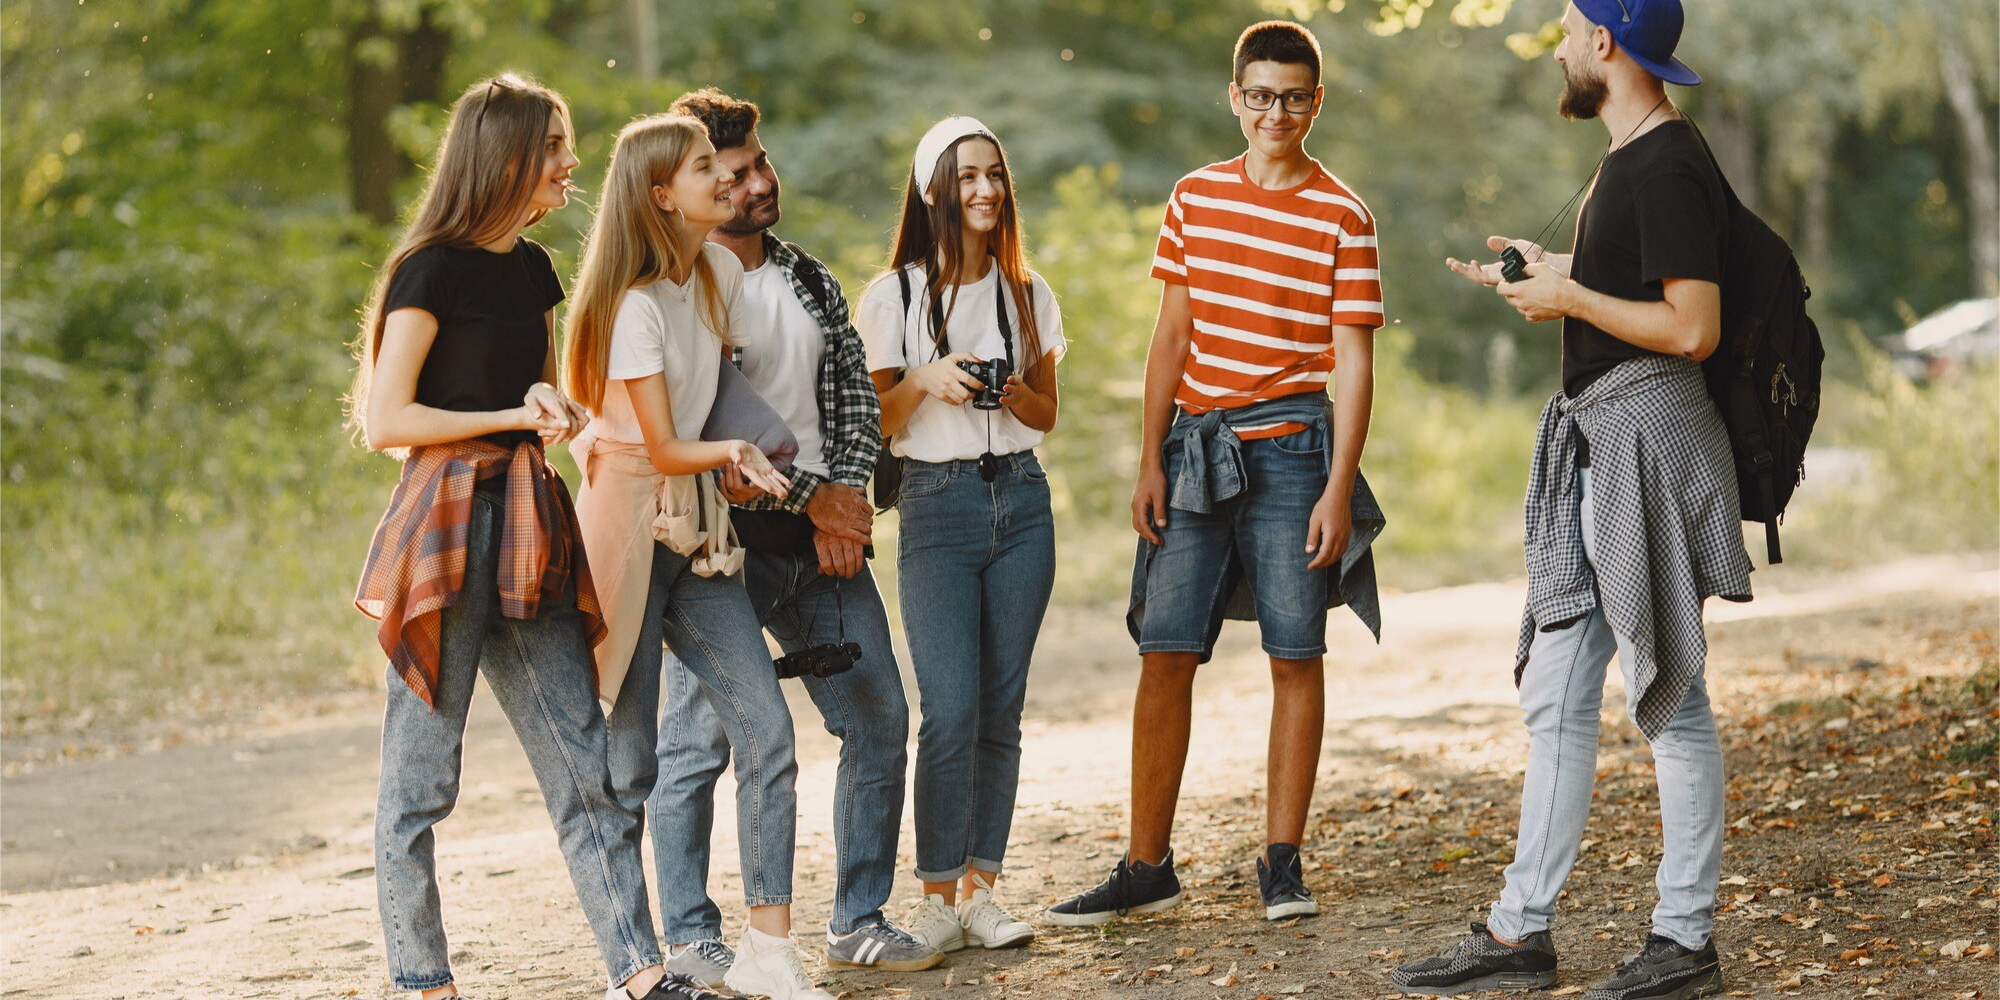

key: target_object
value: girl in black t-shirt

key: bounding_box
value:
[349,75,695,1000]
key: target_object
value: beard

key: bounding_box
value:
[1559,62,1608,121]
[719,189,781,236]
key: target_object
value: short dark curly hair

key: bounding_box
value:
[1233,20,1322,85]
[667,87,760,151]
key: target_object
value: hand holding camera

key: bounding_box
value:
[908,352,985,405]
[955,356,1013,411]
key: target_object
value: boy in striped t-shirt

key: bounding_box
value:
[1048,20,1386,927]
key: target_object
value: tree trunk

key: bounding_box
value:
[1939,29,1999,296]
[346,3,450,224]
[626,0,660,80]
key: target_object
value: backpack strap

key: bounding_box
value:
[781,239,837,319]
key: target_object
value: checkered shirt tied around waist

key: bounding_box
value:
[1516,354,1753,740]
[728,232,882,513]
[355,439,605,708]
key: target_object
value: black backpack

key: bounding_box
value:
[1689,121,1825,565]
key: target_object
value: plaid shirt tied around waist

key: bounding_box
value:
[1517,354,1753,740]
[355,438,606,708]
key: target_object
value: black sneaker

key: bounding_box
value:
[1043,850,1184,926]
[1257,843,1319,920]
[620,972,726,1000]
[1583,934,1722,1000]
[1390,922,1558,995]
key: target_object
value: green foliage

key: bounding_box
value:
[3,0,1994,727]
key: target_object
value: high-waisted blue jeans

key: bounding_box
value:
[375,486,661,991]
[896,452,1056,881]
[650,551,909,939]
[606,543,798,913]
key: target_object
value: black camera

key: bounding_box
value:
[1499,245,1529,283]
[773,641,862,680]
[956,357,1012,410]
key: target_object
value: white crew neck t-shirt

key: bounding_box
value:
[855,262,1065,463]
[736,256,829,479]
[594,243,746,445]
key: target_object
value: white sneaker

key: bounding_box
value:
[901,893,966,954]
[722,928,836,1000]
[958,875,1034,949]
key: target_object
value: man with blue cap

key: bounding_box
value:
[1394,2,1749,998]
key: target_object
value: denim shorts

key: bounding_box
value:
[1135,423,1332,661]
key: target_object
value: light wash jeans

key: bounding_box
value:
[1489,468,1726,950]
[376,485,661,991]
[896,452,1057,881]
[650,551,909,939]
[606,543,798,912]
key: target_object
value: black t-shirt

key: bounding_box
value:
[384,238,566,443]
[1562,120,1725,397]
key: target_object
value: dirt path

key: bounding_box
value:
[2,557,1994,999]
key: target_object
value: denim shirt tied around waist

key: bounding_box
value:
[1139,394,1386,641]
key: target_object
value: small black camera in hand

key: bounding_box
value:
[957,357,1012,410]
[1499,246,1529,283]
[774,641,862,680]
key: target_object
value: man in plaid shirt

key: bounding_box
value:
[639,89,941,980]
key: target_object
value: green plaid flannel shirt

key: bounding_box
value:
[730,232,882,514]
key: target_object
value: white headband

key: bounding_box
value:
[912,116,997,205]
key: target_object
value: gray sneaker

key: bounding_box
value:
[664,939,735,988]
[826,919,945,972]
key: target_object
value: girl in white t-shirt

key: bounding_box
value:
[855,117,1064,954]
[564,113,833,1000]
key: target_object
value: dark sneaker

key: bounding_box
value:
[608,972,727,1000]
[1043,850,1184,926]
[1390,922,1558,995]
[1257,843,1319,920]
[826,918,945,972]
[1583,934,1722,1000]
[662,939,733,989]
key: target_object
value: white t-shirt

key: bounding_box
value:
[736,257,829,479]
[594,243,746,445]
[855,262,1066,463]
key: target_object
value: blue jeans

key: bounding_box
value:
[1490,468,1726,949]
[650,551,910,939]
[897,452,1056,881]
[376,486,660,991]
[606,544,798,914]
[1136,420,1332,660]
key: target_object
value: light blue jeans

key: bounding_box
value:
[376,485,661,991]
[1490,468,1726,950]
[896,452,1057,881]
[606,543,798,912]
[650,551,909,939]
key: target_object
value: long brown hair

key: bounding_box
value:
[346,74,573,439]
[563,114,729,413]
[882,133,1045,377]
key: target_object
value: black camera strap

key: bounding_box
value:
[1513,94,1674,273]
[906,259,1019,482]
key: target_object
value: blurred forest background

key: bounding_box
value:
[4,0,1996,739]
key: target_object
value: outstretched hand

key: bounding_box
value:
[1445,235,1551,287]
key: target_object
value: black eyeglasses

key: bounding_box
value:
[1239,88,1315,114]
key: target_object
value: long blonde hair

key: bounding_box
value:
[563,114,729,412]
[346,74,572,439]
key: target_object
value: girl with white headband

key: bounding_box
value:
[855,116,1066,956]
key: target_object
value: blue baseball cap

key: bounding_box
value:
[1572,0,1701,86]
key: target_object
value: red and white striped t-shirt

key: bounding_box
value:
[1152,155,1384,439]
